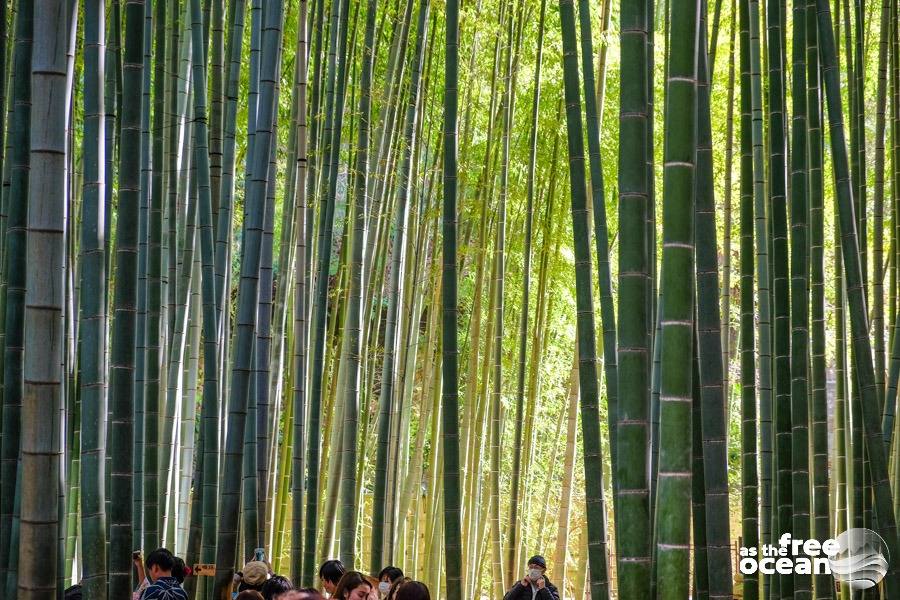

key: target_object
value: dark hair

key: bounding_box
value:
[393,581,430,600]
[333,571,372,599]
[173,556,188,583]
[236,591,265,600]
[239,581,265,592]
[145,548,176,573]
[318,559,346,584]
[386,577,411,600]
[261,574,294,600]
[280,591,324,600]
[63,585,82,600]
[377,566,404,582]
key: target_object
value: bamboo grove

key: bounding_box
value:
[0,0,899,597]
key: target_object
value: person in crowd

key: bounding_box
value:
[64,584,82,600]
[331,571,374,600]
[236,591,265,600]
[384,577,410,600]
[376,566,403,596]
[502,555,560,600]
[279,591,324,600]
[318,559,346,595]
[133,550,150,600]
[392,581,430,600]
[238,559,271,592]
[172,556,190,584]
[140,547,188,600]
[364,575,380,600]
[262,574,294,600]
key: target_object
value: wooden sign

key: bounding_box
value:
[193,563,216,577]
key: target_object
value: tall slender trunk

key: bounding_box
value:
[340,0,379,566]
[558,0,610,595]
[290,0,309,584]
[304,0,351,580]
[789,0,811,596]
[578,0,619,531]
[738,1,758,596]
[552,355,579,596]
[142,0,169,550]
[765,0,792,592]
[695,4,732,595]
[442,0,463,596]
[79,0,108,596]
[889,0,900,450]
[213,0,284,594]
[805,2,830,598]
[492,0,517,588]
[460,24,502,575]
[834,220,851,600]
[0,0,32,588]
[251,22,281,559]
[209,0,224,229]
[108,1,145,597]
[655,0,699,595]
[817,0,900,594]
[748,0,773,581]
[874,0,891,411]
[691,347,709,600]
[214,0,245,341]
[133,0,153,550]
[721,0,736,403]
[177,259,201,557]
[371,0,430,569]
[186,1,223,598]
[852,0,867,285]
[18,0,66,595]
[506,0,545,584]
[615,0,652,587]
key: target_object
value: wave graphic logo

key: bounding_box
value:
[828,528,890,590]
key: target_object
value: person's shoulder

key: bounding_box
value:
[142,583,167,596]
[143,580,187,599]
[538,585,558,599]
[504,581,524,594]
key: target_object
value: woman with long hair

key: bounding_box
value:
[385,577,410,600]
[391,581,430,600]
[331,571,374,600]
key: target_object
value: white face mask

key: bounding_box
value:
[528,568,543,581]
[379,581,391,595]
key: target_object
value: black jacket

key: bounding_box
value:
[502,576,560,600]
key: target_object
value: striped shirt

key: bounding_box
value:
[140,576,188,600]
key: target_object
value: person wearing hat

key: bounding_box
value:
[237,560,271,593]
[502,555,559,600]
